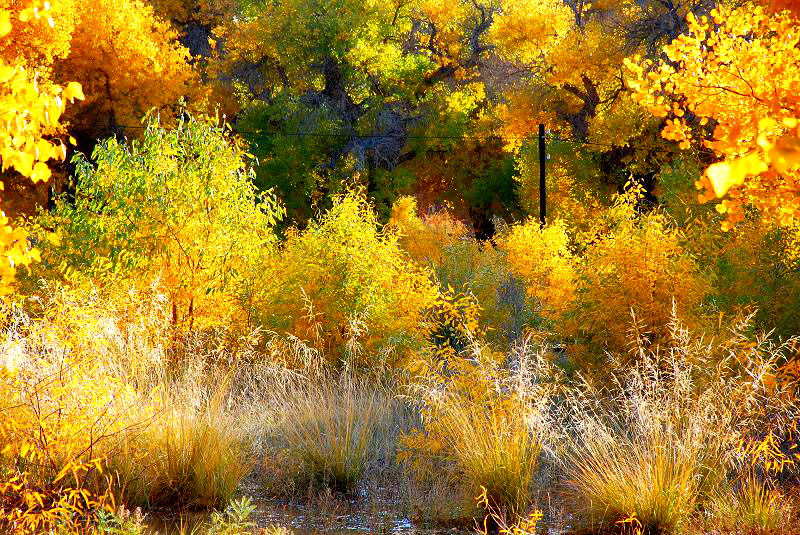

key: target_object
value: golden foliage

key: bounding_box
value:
[38,116,283,334]
[0,3,82,295]
[627,6,800,229]
[501,218,576,321]
[574,189,711,352]
[503,186,711,356]
[389,195,470,267]
[488,0,572,64]
[257,191,438,366]
[149,0,238,26]
[56,0,195,129]
[1,0,196,133]
[0,284,150,532]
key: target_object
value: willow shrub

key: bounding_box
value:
[35,114,283,335]
[502,185,712,363]
[252,191,438,367]
[389,196,533,347]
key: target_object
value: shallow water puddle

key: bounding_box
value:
[147,498,461,534]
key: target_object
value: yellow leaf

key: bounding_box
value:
[63,81,85,102]
[12,151,35,177]
[707,162,737,197]
[31,161,51,182]
[34,139,52,161]
[0,10,11,37]
[767,135,800,173]
[706,155,767,197]
[0,64,14,83]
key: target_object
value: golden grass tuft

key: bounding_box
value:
[112,394,251,510]
[706,474,793,534]
[265,376,392,496]
[435,397,541,517]
[561,318,793,534]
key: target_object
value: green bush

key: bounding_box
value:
[252,191,437,366]
[35,114,283,334]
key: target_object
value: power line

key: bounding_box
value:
[70,121,682,155]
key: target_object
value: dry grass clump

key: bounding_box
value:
[433,392,541,517]
[565,417,718,532]
[112,397,250,510]
[263,375,393,496]
[106,337,258,510]
[705,473,793,534]
[2,281,255,514]
[401,335,559,521]
[561,318,795,533]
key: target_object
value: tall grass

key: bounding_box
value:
[706,473,793,534]
[435,397,540,517]
[402,334,558,521]
[100,324,254,510]
[561,318,792,533]
[565,420,720,532]
[112,397,250,509]
[265,376,392,495]
[2,281,254,512]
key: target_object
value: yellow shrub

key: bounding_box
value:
[36,115,283,336]
[500,218,576,322]
[503,186,711,359]
[391,197,533,347]
[574,189,711,354]
[0,288,153,532]
[389,196,470,267]
[254,191,437,366]
[1,280,253,528]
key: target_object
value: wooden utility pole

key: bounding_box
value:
[539,123,546,226]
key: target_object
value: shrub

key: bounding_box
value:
[503,186,712,360]
[574,189,712,354]
[264,376,392,496]
[254,191,437,366]
[35,114,283,335]
[0,290,148,532]
[1,278,255,527]
[703,217,800,339]
[390,196,533,347]
[388,196,471,268]
[500,216,576,323]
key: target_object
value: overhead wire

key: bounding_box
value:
[70,121,682,155]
